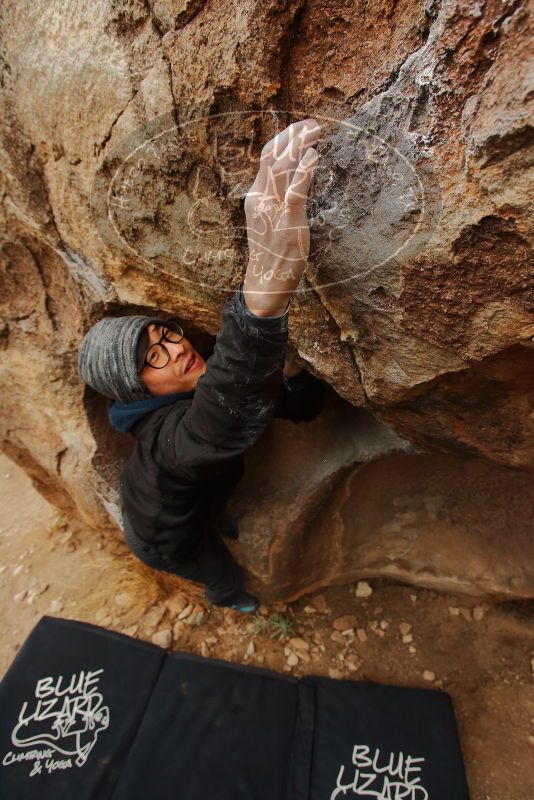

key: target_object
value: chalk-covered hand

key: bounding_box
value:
[243,119,322,317]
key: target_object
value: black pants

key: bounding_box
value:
[121,511,242,604]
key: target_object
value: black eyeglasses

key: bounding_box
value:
[139,319,184,370]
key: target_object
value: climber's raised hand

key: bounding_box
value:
[243,119,322,317]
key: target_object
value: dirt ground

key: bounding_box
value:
[0,451,533,799]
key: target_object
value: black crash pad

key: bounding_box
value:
[0,616,470,799]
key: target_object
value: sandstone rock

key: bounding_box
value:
[459,607,473,622]
[141,604,167,628]
[165,594,190,616]
[95,606,110,623]
[289,637,310,653]
[187,606,205,626]
[173,620,186,640]
[330,631,346,645]
[328,669,343,680]
[312,594,330,613]
[114,591,134,609]
[0,0,532,608]
[333,615,357,631]
[178,604,194,621]
[152,629,172,649]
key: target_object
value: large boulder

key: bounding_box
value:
[0,0,532,599]
[229,392,534,601]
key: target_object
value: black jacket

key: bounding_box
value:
[118,282,325,562]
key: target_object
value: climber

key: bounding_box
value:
[78,118,326,613]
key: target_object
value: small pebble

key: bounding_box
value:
[312,594,330,613]
[331,631,346,644]
[448,607,460,616]
[423,670,436,682]
[165,594,190,615]
[152,629,172,648]
[289,637,310,652]
[178,604,193,620]
[333,615,357,631]
[287,653,298,667]
[402,634,413,644]
[329,668,343,679]
[399,622,412,635]
[472,605,485,621]
[355,581,373,598]
[114,592,134,609]
[50,599,64,613]
[357,628,368,643]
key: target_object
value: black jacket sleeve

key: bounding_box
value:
[273,369,326,423]
[154,282,289,480]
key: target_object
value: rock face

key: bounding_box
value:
[228,396,534,601]
[0,0,532,598]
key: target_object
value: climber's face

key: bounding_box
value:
[138,322,206,396]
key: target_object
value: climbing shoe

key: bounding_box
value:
[208,591,259,613]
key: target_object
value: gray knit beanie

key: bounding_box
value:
[78,315,163,403]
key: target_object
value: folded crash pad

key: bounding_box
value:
[0,616,470,799]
